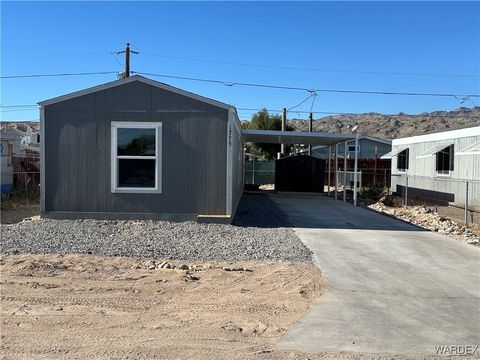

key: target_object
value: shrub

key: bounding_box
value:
[359,184,387,202]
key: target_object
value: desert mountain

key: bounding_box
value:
[285,106,480,139]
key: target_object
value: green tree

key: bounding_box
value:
[247,109,290,159]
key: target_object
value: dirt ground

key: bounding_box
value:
[0,205,39,225]
[0,254,328,360]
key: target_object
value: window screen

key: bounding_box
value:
[436,145,454,174]
[397,149,409,171]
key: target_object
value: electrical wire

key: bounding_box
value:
[287,93,314,112]
[132,71,480,98]
[0,105,38,108]
[3,52,110,59]
[111,52,125,69]
[236,107,480,118]
[309,91,317,113]
[133,71,312,92]
[2,70,479,98]
[0,103,478,119]
[140,52,479,79]
[0,71,119,79]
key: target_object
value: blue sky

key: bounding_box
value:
[1,1,479,121]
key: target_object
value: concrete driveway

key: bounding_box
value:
[270,194,480,356]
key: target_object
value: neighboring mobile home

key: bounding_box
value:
[39,75,243,222]
[382,125,480,207]
[310,135,392,160]
[0,131,20,195]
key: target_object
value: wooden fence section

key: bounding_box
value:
[325,158,391,188]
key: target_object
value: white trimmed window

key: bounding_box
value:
[111,122,162,193]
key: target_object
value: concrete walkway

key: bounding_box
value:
[270,194,480,356]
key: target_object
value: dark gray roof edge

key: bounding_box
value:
[37,75,236,112]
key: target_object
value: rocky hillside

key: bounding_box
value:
[287,106,480,139]
[2,107,479,140]
[0,121,40,136]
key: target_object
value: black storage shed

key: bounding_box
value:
[275,155,325,192]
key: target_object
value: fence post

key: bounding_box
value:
[343,142,347,202]
[404,175,408,209]
[327,146,331,196]
[465,181,469,227]
[252,157,255,185]
[335,144,338,200]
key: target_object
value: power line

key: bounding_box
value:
[2,69,479,98]
[288,93,315,111]
[133,71,480,98]
[133,71,312,92]
[0,71,119,79]
[3,52,110,59]
[1,109,39,113]
[236,107,480,118]
[4,48,478,79]
[0,105,38,108]
[140,52,479,79]
[1,103,478,118]
[309,91,317,113]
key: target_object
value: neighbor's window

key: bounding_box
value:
[111,122,162,193]
[436,145,454,175]
[348,144,360,153]
[397,149,409,172]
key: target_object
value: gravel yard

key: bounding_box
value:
[1,194,311,261]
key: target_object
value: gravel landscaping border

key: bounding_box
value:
[1,194,311,261]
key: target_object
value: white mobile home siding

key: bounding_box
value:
[390,127,480,207]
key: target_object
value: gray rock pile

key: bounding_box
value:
[369,202,480,246]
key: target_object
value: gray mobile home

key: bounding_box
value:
[39,75,243,222]
[310,135,391,159]
[383,126,480,207]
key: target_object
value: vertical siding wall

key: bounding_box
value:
[43,81,228,218]
[227,111,244,216]
[390,134,480,206]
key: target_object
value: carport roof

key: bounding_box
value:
[242,129,356,145]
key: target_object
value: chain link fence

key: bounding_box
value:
[390,174,480,226]
[331,169,479,226]
[245,160,275,185]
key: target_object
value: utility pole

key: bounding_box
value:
[281,108,287,156]
[308,112,313,155]
[115,43,139,78]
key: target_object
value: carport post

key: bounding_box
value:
[335,144,338,200]
[353,132,359,207]
[343,141,347,202]
[281,108,286,156]
[327,146,331,196]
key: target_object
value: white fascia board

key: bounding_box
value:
[392,126,480,146]
[38,75,234,111]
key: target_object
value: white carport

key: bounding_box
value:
[242,129,361,206]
